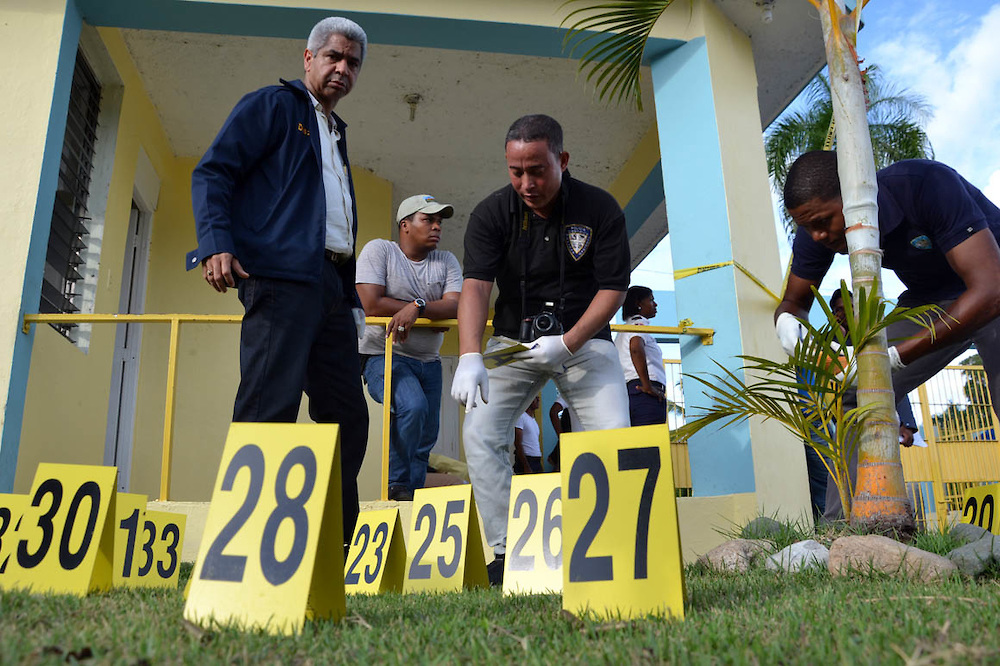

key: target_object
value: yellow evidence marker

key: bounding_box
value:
[961,484,1000,533]
[403,485,488,592]
[4,464,118,595]
[0,493,29,586]
[503,473,562,595]
[185,423,345,635]
[135,510,187,589]
[560,424,685,620]
[113,493,148,587]
[344,508,406,594]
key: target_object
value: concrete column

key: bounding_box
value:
[649,7,810,519]
[0,0,81,490]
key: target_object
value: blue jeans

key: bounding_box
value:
[362,355,442,491]
[803,437,828,519]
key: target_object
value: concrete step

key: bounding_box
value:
[150,499,495,565]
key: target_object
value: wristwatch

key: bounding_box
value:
[413,298,426,316]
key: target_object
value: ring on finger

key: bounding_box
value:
[397,326,406,333]
[207,270,214,276]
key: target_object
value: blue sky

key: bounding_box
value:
[631,0,1000,312]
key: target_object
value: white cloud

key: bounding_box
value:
[984,169,1000,207]
[866,2,1000,189]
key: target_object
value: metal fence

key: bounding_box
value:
[900,364,1000,530]
[664,359,1000,527]
[662,360,691,496]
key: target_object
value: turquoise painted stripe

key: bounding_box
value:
[650,38,755,496]
[77,0,681,60]
[540,382,558,470]
[653,39,733,268]
[0,0,84,492]
[623,161,664,238]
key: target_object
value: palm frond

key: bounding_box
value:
[765,64,934,240]
[676,285,940,515]
[869,121,934,165]
[560,0,676,111]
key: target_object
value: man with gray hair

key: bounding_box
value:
[187,17,370,545]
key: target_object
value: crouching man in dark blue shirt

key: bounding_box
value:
[775,150,1000,519]
[186,17,370,543]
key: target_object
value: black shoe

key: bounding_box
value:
[388,486,413,502]
[487,555,505,587]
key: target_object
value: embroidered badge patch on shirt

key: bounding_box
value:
[565,225,593,261]
[910,235,933,250]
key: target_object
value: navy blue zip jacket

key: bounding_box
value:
[187,78,361,306]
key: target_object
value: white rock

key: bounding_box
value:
[766,539,830,573]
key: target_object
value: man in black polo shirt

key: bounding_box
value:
[451,114,631,585]
[775,151,1000,518]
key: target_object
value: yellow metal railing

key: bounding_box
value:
[22,313,713,501]
[899,364,1000,531]
[657,359,1000,516]
[359,318,711,500]
[23,313,241,500]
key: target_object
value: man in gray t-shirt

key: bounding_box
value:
[356,194,463,500]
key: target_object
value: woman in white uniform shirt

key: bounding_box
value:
[615,286,667,426]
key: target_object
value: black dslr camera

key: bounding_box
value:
[520,301,564,341]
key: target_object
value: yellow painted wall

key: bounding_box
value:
[16,22,395,501]
[607,124,661,210]
[0,0,74,479]
[8,1,805,557]
[16,25,180,492]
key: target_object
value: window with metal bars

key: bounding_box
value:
[41,49,102,340]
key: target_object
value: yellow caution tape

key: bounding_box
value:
[674,260,781,303]
[823,115,836,151]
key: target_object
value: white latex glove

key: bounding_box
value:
[775,312,805,356]
[832,346,856,386]
[352,308,366,339]
[451,352,489,412]
[513,335,573,371]
[836,346,903,385]
[888,346,906,371]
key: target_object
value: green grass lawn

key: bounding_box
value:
[2,562,1000,665]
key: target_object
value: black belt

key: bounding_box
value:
[325,249,352,266]
[627,379,664,391]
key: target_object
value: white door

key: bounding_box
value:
[104,200,151,490]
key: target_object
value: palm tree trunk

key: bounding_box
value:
[814,0,914,532]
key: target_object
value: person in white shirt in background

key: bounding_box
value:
[546,391,581,472]
[615,286,668,426]
[513,395,543,474]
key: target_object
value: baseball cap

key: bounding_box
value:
[396,194,454,224]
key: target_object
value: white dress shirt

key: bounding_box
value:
[308,91,354,254]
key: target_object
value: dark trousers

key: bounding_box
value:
[514,456,543,474]
[803,441,828,519]
[626,380,668,426]
[234,261,369,543]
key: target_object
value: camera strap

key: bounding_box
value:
[517,207,566,323]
